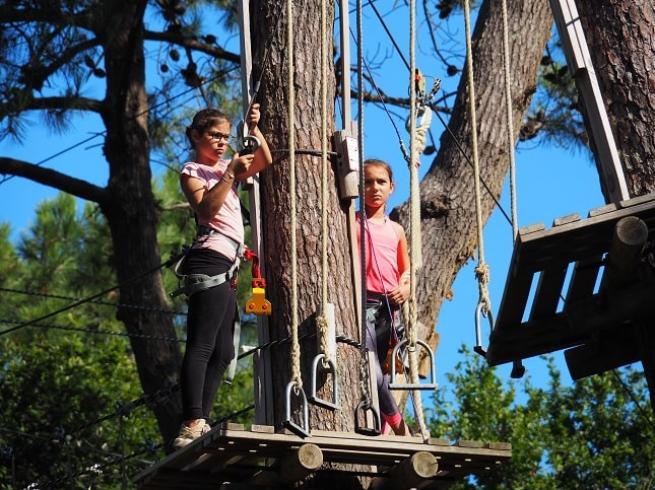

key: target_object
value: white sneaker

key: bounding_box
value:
[173,420,206,449]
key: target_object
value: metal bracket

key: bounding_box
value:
[284,381,311,438]
[354,400,381,436]
[389,339,438,391]
[474,301,492,357]
[308,354,340,410]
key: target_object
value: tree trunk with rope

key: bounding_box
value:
[252,1,369,486]
[576,0,655,198]
[392,1,553,366]
[99,1,182,447]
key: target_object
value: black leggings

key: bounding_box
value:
[181,249,236,421]
[365,295,402,417]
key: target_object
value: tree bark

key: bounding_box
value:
[100,0,182,448]
[393,1,553,359]
[252,1,367,487]
[576,0,655,198]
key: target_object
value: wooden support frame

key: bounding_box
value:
[549,0,630,203]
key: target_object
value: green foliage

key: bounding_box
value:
[431,346,655,489]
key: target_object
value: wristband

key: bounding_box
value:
[222,170,235,183]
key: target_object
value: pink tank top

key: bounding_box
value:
[181,160,244,261]
[357,214,401,294]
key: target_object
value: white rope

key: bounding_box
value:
[501,0,519,239]
[408,0,429,443]
[316,0,331,361]
[463,0,492,315]
[287,0,301,389]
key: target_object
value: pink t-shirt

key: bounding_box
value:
[181,160,244,261]
[357,214,401,294]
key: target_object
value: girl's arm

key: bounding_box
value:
[388,222,411,306]
[181,155,253,221]
[237,104,273,181]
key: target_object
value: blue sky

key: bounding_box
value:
[0,2,610,398]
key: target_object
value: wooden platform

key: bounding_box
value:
[134,423,511,489]
[487,192,655,378]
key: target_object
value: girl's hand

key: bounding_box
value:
[229,152,255,177]
[387,282,410,306]
[247,103,261,130]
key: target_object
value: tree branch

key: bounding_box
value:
[144,30,240,63]
[0,157,109,205]
[7,96,105,114]
[0,5,95,31]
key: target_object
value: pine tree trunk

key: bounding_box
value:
[576,0,655,198]
[252,1,368,487]
[100,0,182,448]
[393,1,553,359]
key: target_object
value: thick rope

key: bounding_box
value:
[501,0,519,239]
[356,0,373,410]
[287,0,301,389]
[317,0,331,361]
[408,0,429,443]
[463,0,492,316]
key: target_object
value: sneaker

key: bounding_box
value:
[201,423,211,435]
[173,420,206,449]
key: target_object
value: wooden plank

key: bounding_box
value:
[553,213,580,227]
[494,238,536,331]
[250,424,275,433]
[619,191,655,209]
[565,255,603,308]
[528,264,568,321]
[519,223,545,235]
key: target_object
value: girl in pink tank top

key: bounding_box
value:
[358,159,411,436]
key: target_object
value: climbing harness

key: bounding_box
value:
[308,0,340,412]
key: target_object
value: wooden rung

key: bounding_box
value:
[519,223,545,236]
[220,422,245,431]
[565,254,603,308]
[456,440,484,448]
[552,213,580,227]
[528,265,568,321]
[587,203,617,217]
[494,266,536,330]
[487,442,512,451]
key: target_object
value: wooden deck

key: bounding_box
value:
[487,192,655,380]
[134,423,511,489]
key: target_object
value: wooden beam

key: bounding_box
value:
[601,216,648,291]
[370,451,439,490]
[637,324,655,415]
[565,328,640,380]
[528,264,568,321]
[279,443,324,483]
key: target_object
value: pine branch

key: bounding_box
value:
[0,157,109,205]
[144,30,240,63]
[0,5,95,32]
[3,96,105,115]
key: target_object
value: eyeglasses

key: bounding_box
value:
[205,131,231,142]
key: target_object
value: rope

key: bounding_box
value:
[0,251,183,337]
[356,0,374,413]
[462,0,492,317]
[408,0,429,443]
[316,0,331,362]
[287,0,301,389]
[500,0,519,239]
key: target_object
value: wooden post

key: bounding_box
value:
[602,216,648,291]
[238,0,274,426]
[370,451,439,490]
[549,0,629,203]
[279,443,324,484]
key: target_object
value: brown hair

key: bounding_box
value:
[186,108,231,148]
[364,158,394,183]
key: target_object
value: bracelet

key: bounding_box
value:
[221,171,235,183]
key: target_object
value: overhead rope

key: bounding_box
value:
[407,0,430,443]
[501,0,519,240]
[283,0,310,438]
[462,0,492,319]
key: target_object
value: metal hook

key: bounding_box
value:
[283,381,311,438]
[474,301,492,357]
[389,339,438,391]
[308,354,340,410]
[354,400,381,436]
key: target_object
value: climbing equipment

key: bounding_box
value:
[243,248,271,316]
